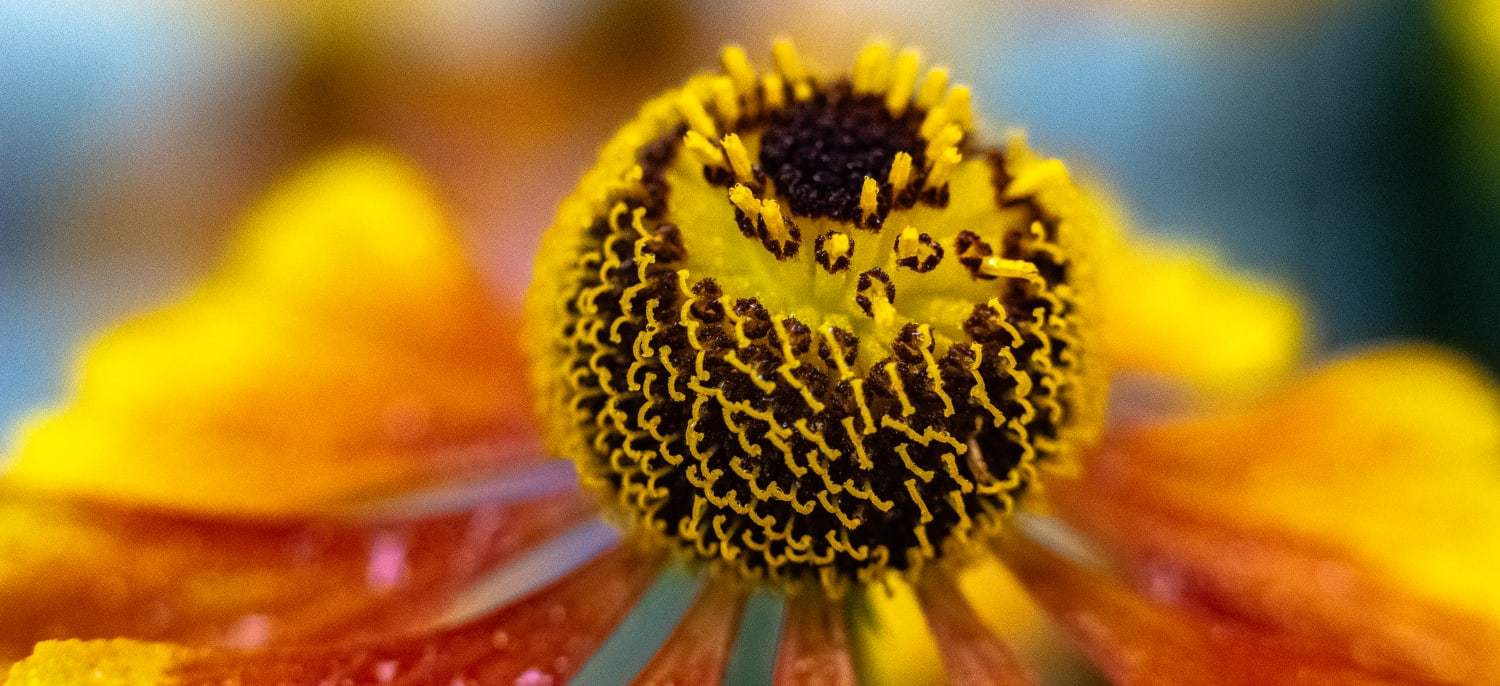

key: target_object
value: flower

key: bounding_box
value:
[3,39,1498,686]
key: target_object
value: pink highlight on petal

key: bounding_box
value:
[367,532,410,590]
[513,668,554,686]
[223,614,271,649]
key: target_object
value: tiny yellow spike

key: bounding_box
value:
[761,73,786,110]
[925,146,962,190]
[885,48,922,115]
[793,81,814,102]
[729,183,761,217]
[720,44,757,93]
[772,38,808,84]
[761,198,791,241]
[915,66,950,110]
[684,130,726,168]
[919,105,950,141]
[853,40,894,94]
[860,176,880,222]
[675,91,718,139]
[722,133,756,184]
[711,76,741,125]
[941,84,974,131]
[888,152,913,193]
[925,123,964,162]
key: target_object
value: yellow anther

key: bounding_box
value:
[853,40,894,94]
[683,130,726,169]
[722,133,756,184]
[772,38,808,85]
[761,73,786,110]
[887,151,913,194]
[925,123,964,162]
[885,48,922,115]
[711,76,741,125]
[924,146,962,190]
[675,91,718,139]
[941,85,973,131]
[720,44,757,94]
[915,66,950,110]
[728,183,761,217]
[859,175,880,223]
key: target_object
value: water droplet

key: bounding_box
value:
[374,659,399,683]
[513,668,554,686]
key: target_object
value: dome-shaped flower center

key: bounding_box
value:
[527,41,1105,593]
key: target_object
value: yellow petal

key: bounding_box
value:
[849,575,945,685]
[3,148,536,514]
[1061,345,1500,683]
[1093,200,1305,394]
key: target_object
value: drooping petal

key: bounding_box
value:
[8,543,666,685]
[1001,536,1412,686]
[3,148,536,515]
[0,468,593,664]
[1057,345,1500,683]
[1094,210,1304,394]
[773,592,856,686]
[915,569,1036,686]
[632,573,748,685]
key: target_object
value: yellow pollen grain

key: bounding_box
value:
[915,66,950,110]
[885,48,922,115]
[722,133,756,184]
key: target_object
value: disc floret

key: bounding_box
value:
[527,39,1105,593]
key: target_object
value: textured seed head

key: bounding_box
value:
[526,40,1108,593]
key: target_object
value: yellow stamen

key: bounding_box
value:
[762,73,786,110]
[919,105,950,141]
[941,85,973,131]
[761,198,791,242]
[885,48,922,115]
[915,66,950,110]
[860,176,880,224]
[979,256,1040,280]
[1005,158,1070,199]
[721,44,758,94]
[888,152,913,194]
[925,146,962,190]
[728,183,760,217]
[853,40,894,94]
[711,76,741,126]
[772,38,808,86]
[925,123,964,163]
[722,133,756,184]
[684,130,726,169]
[675,91,718,139]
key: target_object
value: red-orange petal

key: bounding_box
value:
[774,593,857,686]
[632,574,748,686]
[0,467,593,664]
[163,543,666,685]
[915,570,1036,686]
[1000,536,1415,686]
[1053,345,1500,683]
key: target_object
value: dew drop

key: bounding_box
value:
[374,659,399,683]
[513,668,555,686]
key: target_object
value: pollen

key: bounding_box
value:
[526,40,1107,593]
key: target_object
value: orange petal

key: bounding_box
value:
[0,467,593,664]
[3,148,537,515]
[1093,199,1304,394]
[1059,345,1500,683]
[1001,536,1410,686]
[8,543,667,685]
[774,593,856,686]
[915,569,1036,686]
[632,574,748,685]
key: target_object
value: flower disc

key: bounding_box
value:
[527,41,1107,591]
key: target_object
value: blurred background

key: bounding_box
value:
[2,0,1496,430]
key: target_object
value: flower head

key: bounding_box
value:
[527,40,1104,591]
[3,38,1499,686]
